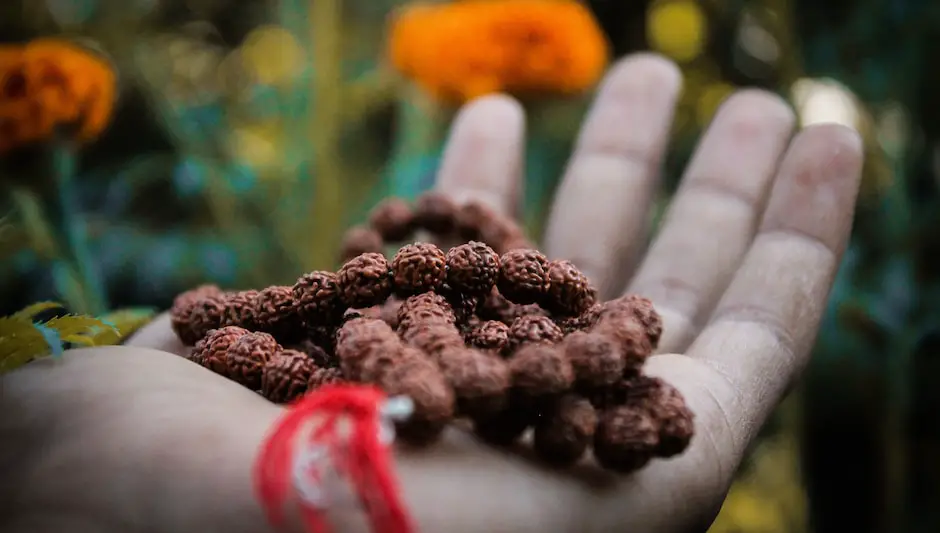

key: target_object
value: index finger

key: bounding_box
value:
[434,94,526,217]
[686,123,862,449]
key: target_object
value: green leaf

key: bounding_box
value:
[0,316,52,373]
[11,301,66,321]
[41,315,118,347]
[97,307,157,342]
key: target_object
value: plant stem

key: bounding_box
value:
[44,143,108,315]
[308,0,345,269]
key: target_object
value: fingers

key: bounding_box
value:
[686,123,863,451]
[627,90,796,353]
[434,94,526,217]
[543,54,681,298]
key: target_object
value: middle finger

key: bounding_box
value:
[627,90,795,353]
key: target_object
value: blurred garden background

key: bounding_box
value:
[1,0,939,531]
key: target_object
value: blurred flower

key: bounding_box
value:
[647,0,707,63]
[0,38,116,153]
[387,0,609,103]
[239,25,306,88]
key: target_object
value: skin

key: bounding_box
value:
[0,53,863,533]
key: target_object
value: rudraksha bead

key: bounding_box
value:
[602,295,664,348]
[182,294,229,346]
[533,394,597,466]
[562,330,625,387]
[444,241,500,296]
[508,343,574,396]
[375,347,455,444]
[544,260,596,317]
[626,376,695,458]
[413,191,457,234]
[369,197,415,241]
[593,319,652,375]
[337,253,392,309]
[308,366,344,390]
[555,302,603,334]
[220,290,259,329]
[593,404,660,473]
[507,314,564,352]
[226,331,281,390]
[453,201,493,241]
[402,322,464,361]
[472,391,540,446]
[335,317,401,380]
[292,270,344,326]
[497,249,551,305]
[192,326,249,376]
[465,320,510,353]
[340,225,385,261]
[391,242,447,296]
[261,349,316,403]
[437,346,510,417]
[254,285,304,342]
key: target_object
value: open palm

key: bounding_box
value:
[1,54,862,533]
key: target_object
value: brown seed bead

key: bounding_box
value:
[472,391,540,446]
[544,260,596,317]
[563,331,625,387]
[477,288,547,325]
[335,318,401,380]
[480,220,526,255]
[182,294,229,345]
[220,290,259,329]
[292,339,334,368]
[507,314,564,353]
[465,320,510,353]
[172,284,223,309]
[652,383,695,458]
[594,404,660,473]
[498,249,551,305]
[444,241,500,296]
[369,197,415,241]
[438,347,511,418]
[340,225,385,261]
[509,343,574,396]
[376,347,455,444]
[255,286,303,342]
[226,332,281,390]
[402,322,463,361]
[261,350,316,404]
[413,191,457,234]
[593,320,652,374]
[170,285,225,343]
[453,201,492,241]
[308,366,344,391]
[293,270,344,326]
[379,297,402,328]
[192,326,249,376]
[396,291,454,321]
[337,253,393,309]
[391,242,447,296]
[556,303,602,334]
[533,395,598,466]
[307,325,338,357]
[603,295,663,348]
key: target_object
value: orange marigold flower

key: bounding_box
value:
[387,0,610,103]
[0,38,117,154]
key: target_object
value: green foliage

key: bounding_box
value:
[0,302,156,374]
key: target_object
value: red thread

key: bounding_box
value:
[253,384,415,533]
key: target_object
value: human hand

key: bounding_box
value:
[0,53,863,533]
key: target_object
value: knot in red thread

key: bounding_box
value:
[254,384,415,533]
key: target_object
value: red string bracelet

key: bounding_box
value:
[253,384,417,533]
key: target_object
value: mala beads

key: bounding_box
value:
[169,196,695,474]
